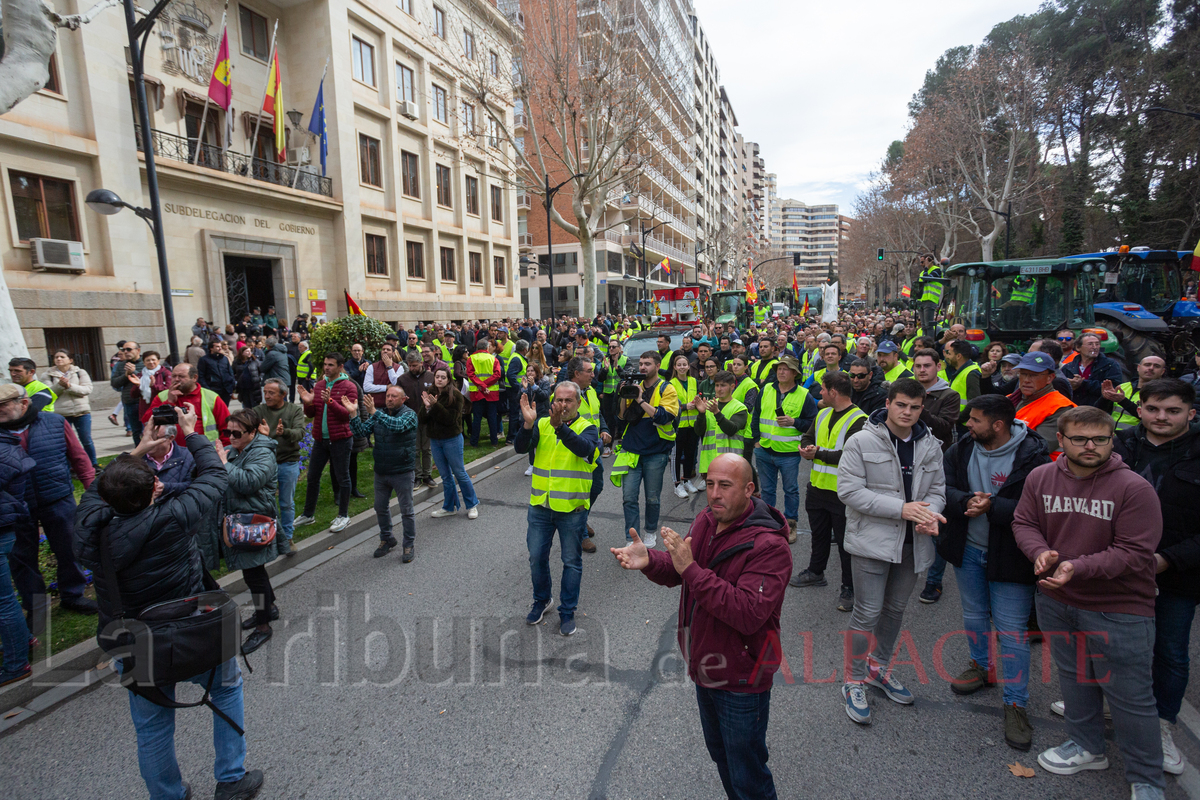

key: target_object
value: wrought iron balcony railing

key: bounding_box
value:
[135,126,334,198]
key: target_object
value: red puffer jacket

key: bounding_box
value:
[642,497,792,692]
[303,374,359,441]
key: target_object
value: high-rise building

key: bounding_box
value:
[771,200,847,286]
[2,0,522,391]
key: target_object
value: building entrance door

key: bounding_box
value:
[224,255,276,323]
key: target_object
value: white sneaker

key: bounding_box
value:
[674,483,689,499]
[294,515,316,527]
[1050,699,1112,720]
[1161,718,1187,775]
[642,532,658,548]
[682,480,697,495]
[524,465,534,477]
[1037,739,1110,775]
[330,516,350,532]
[431,508,457,518]
[688,478,705,493]
[602,447,613,459]
[467,505,479,520]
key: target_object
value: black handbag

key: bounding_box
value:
[97,527,244,735]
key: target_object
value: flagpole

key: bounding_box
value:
[248,19,279,175]
[191,4,227,165]
[293,58,328,190]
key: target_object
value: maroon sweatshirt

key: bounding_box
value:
[1012,452,1162,616]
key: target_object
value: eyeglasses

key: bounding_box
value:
[222,429,248,439]
[121,347,137,352]
[1064,435,1111,447]
[1057,336,1074,342]
[850,373,870,379]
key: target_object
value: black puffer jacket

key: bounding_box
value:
[937,422,1050,584]
[0,430,34,531]
[73,434,226,629]
[1115,423,1200,600]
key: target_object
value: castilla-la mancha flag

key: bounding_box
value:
[206,25,232,110]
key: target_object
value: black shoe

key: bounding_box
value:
[241,628,273,655]
[837,587,854,612]
[280,540,297,557]
[918,584,942,604]
[60,596,99,614]
[214,769,263,800]
[402,546,414,563]
[241,605,280,630]
[789,569,827,588]
[181,781,191,800]
[422,478,437,489]
[351,490,367,499]
[374,536,398,558]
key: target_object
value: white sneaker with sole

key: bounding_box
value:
[674,483,689,499]
[1161,718,1186,775]
[1050,699,1112,720]
[1037,739,1109,775]
[330,516,350,532]
[688,478,705,493]
[467,506,479,520]
[294,515,316,527]
[431,508,457,518]
[524,465,534,477]
[642,532,658,548]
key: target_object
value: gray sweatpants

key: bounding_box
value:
[1037,592,1164,789]
[847,543,918,682]
[374,470,416,548]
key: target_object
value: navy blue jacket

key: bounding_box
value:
[1062,353,1123,410]
[144,442,195,498]
[0,430,34,531]
[197,352,236,397]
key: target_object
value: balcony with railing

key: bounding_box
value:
[135,126,333,198]
[516,192,532,210]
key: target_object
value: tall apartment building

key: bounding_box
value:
[2,0,522,397]
[771,200,845,286]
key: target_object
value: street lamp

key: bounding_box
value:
[542,172,586,320]
[632,217,668,314]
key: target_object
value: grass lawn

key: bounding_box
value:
[28,421,510,659]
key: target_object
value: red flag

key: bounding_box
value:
[1190,239,1200,272]
[263,51,285,160]
[344,290,365,316]
[207,25,232,110]
[801,296,810,316]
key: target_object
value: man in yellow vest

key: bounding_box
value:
[749,338,779,386]
[504,339,530,444]
[943,340,982,429]
[611,351,678,548]
[295,343,319,390]
[7,357,55,412]
[916,253,945,334]
[694,370,751,476]
[515,381,601,637]
[567,356,610,554]
[1101,354,1167,430]
[875,341,912,383]
[791,371,867,612]
[753,354,818,535]
[466,339,503,446]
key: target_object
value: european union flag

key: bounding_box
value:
[307,78,328,176]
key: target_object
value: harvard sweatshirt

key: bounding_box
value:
[1012,452,1162,616]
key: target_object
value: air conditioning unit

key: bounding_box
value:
[30,238,85,274]
[286,146,310,166]
[400,101,419,120]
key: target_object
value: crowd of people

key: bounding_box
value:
[3,295,1200,800]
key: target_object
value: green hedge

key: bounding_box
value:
[308,315,395,362]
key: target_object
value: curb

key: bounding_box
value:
[0,445,526,732]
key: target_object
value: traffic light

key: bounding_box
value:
[877,248,885,261]
[793,253,802,267]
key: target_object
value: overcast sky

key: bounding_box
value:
[690,0,1046,217]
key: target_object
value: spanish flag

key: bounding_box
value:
[206,24,232,110]
[345,290,365,316]
[1190,238,1200,272]
[263,51,285,160]
[801,296,810,316]
[745,271,758,304]
[792,270,799,296]
[659,257,670,275]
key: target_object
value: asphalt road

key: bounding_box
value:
[4,455,1200,799]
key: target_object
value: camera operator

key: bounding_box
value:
[73,407,265,800]
[611,352,679,549]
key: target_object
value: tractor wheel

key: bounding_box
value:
[1096,318,1164,380]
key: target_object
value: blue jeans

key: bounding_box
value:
[124,657,246,800]
[1036,592,1163,789]
[527,504,586,615]
[66,413,98,467]
[124,400,144,445]
[1153,591,1198,724]
[430,435,478,512]
[953,546,1035,706]
[926,552,947,588]
[621,451,669,538]
[276,461,300,541]
[696,686,777,800]
[0,531,31,674]
[755,448,800,521]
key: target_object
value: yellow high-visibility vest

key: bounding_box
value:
[809,406,867,491]
[529,415,598,512]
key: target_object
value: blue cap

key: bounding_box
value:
[498,327,509,334]
[576,328,589,337]
[875,340,901,354]
[1001,353,1022,365]
[1016,352,1055,372]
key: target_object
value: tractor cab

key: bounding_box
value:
[943,258,1103,352]
[710,291,751,329]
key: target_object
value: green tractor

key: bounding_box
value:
[710,290,753,329]
[941,257,1111,357]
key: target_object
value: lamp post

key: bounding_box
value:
[634,217,668,314]
[542,172,585,320]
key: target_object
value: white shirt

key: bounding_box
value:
[363,361,406,395]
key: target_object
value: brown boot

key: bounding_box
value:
[785,519,798,544]
[581,537,597,553]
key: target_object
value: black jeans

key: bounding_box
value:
[674,426,698,483]
[242,565,275,626]
[302,437,352,517]
[600,393,619,444]
[805,489,851,590]
[10,495,86,633]
[471,399,500,446]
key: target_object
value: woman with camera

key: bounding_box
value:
[206,408,279,654]
[419,366,480,519]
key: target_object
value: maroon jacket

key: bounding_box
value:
[642,497,792,692]
[303,374,359,441]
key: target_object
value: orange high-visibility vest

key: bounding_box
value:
[1015,390,1076,460]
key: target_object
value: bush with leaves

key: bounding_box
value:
[307,315,395,363]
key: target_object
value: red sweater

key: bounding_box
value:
[303,374,359,441]
[465,352,501,402]
[1013,453,1162,616]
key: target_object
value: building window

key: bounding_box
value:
[406,241,425,278]
[9,171,79,243]
[365,233,387,275]
[462,102,475,135]
[463,30,475,60]
[440,246,455,281]
[486,116,499,148]
[432,84,447,123]
[433,5,446,38]
[351,36,376,86]
[490,184,503,222]
[238,6,269,60]
[436,164,452,207]
[397,0,412,14]
[493,255,505,286]
[358,134,382,187]
[396,63,415,103]
[401,150,420,198]
[469,252,483,284]
[489,50,499,77]
[465,176,479,215]
[44,55,61,94]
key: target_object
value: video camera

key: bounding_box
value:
[617,364,644,401]
[151,404,181,426]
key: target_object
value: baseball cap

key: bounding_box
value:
[1001,353,1022,366]
[575,328,589,337]
[875,340,901,354]
[0,384,26,403]
[892,323,907,335]
[1015,352,1055,372]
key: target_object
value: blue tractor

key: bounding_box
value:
[1065,248,1200,376]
